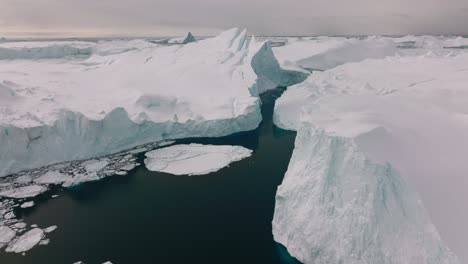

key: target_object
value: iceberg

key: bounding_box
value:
[273,125,459,264]
[0,28,305,177]
[273,37,397,71]
[167,32,196,44]
[273,52,468,263]
[144,144,252,175]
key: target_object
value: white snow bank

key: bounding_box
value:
[168,32,196,44]
[273,125,459,264]
[6,228,45,253]
[273,53,468,263]
[145,144,252,175]
[273,37,397,71]
[0,28,305,176]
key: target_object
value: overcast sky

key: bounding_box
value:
[1,0,468,38]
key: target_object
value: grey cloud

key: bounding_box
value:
[1,0,468,37]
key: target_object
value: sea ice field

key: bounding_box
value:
[0,30,467,263]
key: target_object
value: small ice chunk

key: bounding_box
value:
[0,185,48,199]
[34,170,73,185]
[44,226,57,233]
[0,226,16,247]
[14,223,27,229]
[51,195,59,198]
[6,228,45,253]
[83,160,109,172]
[31,224,38,228]
[120,164,136,171]
[15,175,32,184]
[144,144,252,176]
[115,171,127,176]
[20,201,35,208]
[39,239,50,245]
[4,211,15,219]
[102,262,113,264]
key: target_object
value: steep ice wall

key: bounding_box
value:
[273,53,468,262]
[273,38,397,71]
[0,28,304,176]
[273,124,459,264]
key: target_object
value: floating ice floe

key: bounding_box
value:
[0,226,16,248]
[20,201,35,209]
[167,32,196,44]
[273,37,397,71]
[0,28,306,177]
[145,144,252,175]
[0,185,47,199]
[272,52,468,263]
[5,228,45,253]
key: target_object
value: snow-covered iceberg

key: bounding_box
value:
[273,53,467,263]
[273,37,397,71]
[0,28,305,177]
[167,32,196,44]
[144,144,252,175]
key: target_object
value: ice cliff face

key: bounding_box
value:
[0,28,305,176]
[273,124,459,264]
[273,50,468,263]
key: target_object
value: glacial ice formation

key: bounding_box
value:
[167,32,196,44]
[0,28,305,177]
[273,51,468,263]
[144,144,252,175]
[272,37,397,71]
[273,125,459,264]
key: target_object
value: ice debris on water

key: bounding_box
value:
[0,140,173,254]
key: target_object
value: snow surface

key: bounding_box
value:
[0,28,306,177]
[145,144,252,175]
[167,32,196,44]
[273,37,397,71]
[273,51,468,263]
